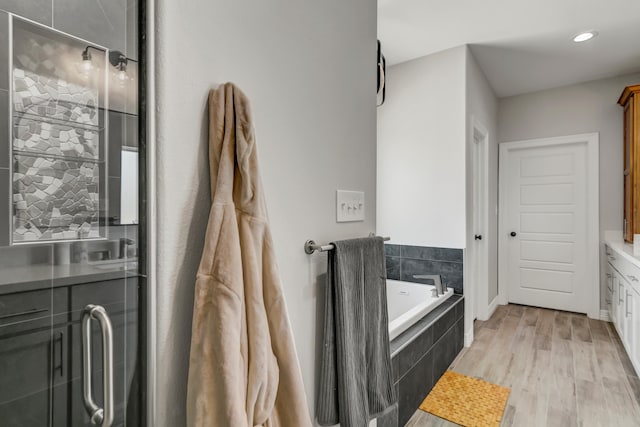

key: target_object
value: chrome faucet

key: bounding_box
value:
[413,274,444,295]
[119,238,135,259]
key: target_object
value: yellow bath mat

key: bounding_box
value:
[419,370,510,427]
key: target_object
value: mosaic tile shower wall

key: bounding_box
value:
[11,19,105,243]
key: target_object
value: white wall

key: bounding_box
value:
[465,48,499,306]
[377,46,467,248]
[498,72,640,310]
[154,1,377,425]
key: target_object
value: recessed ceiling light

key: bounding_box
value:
[573,31,598,43]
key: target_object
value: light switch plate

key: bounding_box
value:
[336,190,365,222]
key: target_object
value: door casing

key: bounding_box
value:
[469,117,491,322]
[498,133,600,319]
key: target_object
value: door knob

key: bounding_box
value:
[510,231,517,237]
[474,234,482,240]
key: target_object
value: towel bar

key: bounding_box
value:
[304,235,390,254]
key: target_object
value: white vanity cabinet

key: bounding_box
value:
[623,278,633,346]
[629,285,640,370]
[605,242,640,375]
[606,261,616,326]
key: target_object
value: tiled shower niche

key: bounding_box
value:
[11,17,107,243]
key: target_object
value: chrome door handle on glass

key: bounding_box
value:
[82,305,114,426]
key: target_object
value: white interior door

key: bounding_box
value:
[499,134,599,315]
[471,121,489,320]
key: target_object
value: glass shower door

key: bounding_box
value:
[0,1,144,426]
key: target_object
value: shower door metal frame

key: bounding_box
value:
[141,0,155,425]
[0,4,149,426]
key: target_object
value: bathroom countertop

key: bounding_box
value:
[0,261,140,295]
[603,238,640,268]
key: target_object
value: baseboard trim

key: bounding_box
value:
[487,297,499,320]
[600,309,611,322]
[498,293,508,306]
[464,329,474,348]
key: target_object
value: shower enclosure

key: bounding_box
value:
[0,1,146,426]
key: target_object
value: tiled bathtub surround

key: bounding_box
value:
[385,244,464,293]
[378,295,465,427]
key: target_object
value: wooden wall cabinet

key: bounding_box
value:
[619,85,640,243]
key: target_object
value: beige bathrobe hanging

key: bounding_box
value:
[186,83,311,427]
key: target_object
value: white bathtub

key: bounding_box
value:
[387,279,454,341]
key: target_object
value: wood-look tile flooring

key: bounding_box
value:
[406,304,640,427]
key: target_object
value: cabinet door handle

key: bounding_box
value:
[620,283,624,304]
[607,273,612,278]
[0,307,48,320]
[627,292,632,318]
[55,331,64,377]
[628,275,639,282]
[82,305,114,427]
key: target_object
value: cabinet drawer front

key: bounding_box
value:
[0,289,51,328]
[0,288,68,334]
[606,246,640,294]
[606,245,626,274]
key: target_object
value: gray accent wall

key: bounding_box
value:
[154,0,377,424]
[377,46,467,249]
[466,48,499,305]
[385,244,464,294]
[498,72,640,310]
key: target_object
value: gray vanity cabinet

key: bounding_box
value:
[0,276,139,426]
[0,286,69,426]
[67,278,137,426]
[0,325,69,426]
